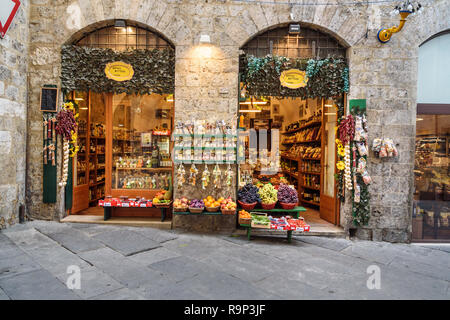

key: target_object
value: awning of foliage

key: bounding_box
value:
[240,54,349,99]
[61,45,175,95]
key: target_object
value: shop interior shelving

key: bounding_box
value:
[88,136,106,204]
[280,118,322,207]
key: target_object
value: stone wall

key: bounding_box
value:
[0,0,29,228]
[25,0,450,241]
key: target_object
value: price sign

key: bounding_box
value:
[0,0,21,38]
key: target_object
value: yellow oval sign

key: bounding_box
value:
[105,61,134,82]
[280,69,308,89]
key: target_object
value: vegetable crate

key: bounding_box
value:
[250,212,270,229]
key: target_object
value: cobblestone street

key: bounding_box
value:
[0,221,449,300]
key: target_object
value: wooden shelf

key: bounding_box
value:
[281,155,300,162]
[301,185,320,191]
[90,181,105,186]
[282,170,299,179]
[282,120,322,135]
[282,140,321,145]
[301,171,321,175]
[113,167,172,172]
[301,199,320,206]
[302,157,321,161]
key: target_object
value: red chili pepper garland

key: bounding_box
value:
[55,109,77,140]
[338,114,355,145]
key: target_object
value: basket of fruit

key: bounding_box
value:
[153,200,172,208]
[238,200,257,211]
[220,197,237,215]
[173,197,189,212]
[237,184,261,210]
[152,189,173,208]
[189,199,204,213]
[204,196,221,212]
[278,183,299,210]
[258,183,278,210]
[238,210,252,225]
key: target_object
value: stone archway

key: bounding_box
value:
[27,3,180,219]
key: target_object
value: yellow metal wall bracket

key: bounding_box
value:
[377,11,412,43]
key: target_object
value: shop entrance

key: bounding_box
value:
[238,25,347,227]
[70,91,174,215]
[64,22,175,218]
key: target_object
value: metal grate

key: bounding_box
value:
[75,25,172,50]
[242,26,346,59]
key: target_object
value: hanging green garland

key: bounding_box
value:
[61,45,175,95]
[334,98,346,203]
[241,54,349,99]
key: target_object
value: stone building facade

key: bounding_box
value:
[1,0,449,242]
[0,0,29,228]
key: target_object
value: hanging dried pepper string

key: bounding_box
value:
[338,114,355,146]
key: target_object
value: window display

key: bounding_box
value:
[413,114,450,241]
[111,93,173,192]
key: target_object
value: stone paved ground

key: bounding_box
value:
[0,221,449,300]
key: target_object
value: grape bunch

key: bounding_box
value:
[277,183,298,204]
[258,183,278,204]
[189,199,204,208]
[237,183,261,204]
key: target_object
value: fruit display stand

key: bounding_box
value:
[153,200,173,222]
[239,206,308,243]
[99,198,172,222]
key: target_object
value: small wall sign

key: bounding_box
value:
[105,61,134,82]
[40,87,59,112]
[0,0,20,38]
[280,69,308,89]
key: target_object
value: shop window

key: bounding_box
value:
[413,114,450,241]
[242,26,346,59]
[413,30,450,241]
[75,25,172,51]
[112,93,173,191]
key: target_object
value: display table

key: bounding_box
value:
[239,206,308,243]
[99,199,172,222]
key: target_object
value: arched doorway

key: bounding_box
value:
[238,24,348,227]
[413,29,450,242]
[64,21,175,218]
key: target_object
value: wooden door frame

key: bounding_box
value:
[71,91,91,214]
[319,96,344,226]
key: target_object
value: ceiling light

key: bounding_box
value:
[416,118,423,121]
[239,110,262,113]
[199,34,211,44]
[324,104,333,107]
[114,20,126,28]
[239,101,268,105]
[289,24,301,34]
